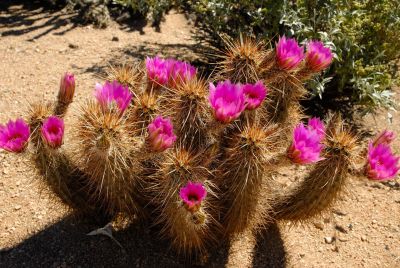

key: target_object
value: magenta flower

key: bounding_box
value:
[94,81,132,114]
[307,117,325,140]
[145,56,171,86]
[0,118,30,153]
[209,80,245,123]
[58,72,75,104]
[170,60,197,85]
[41,116,64,148]
[243,81,267,110]
[147,115,177,152]
[179,181,207,212]
[372,130,396,147]
[276,36,304,71]
[305,41,333,72]
[288,123,324,164]
[366,143,400,181]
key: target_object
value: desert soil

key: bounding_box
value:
[0,1,399,267]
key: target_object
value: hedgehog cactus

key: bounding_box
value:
[1,36,399,259]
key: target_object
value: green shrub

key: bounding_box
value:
[191,0,400,112]
[112,0,176,25]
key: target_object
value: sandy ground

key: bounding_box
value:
[0,1,399,267]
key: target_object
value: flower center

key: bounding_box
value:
[188,193,199,202]
[48,125,60,135]
[246,92,258,99]
[10,133,23,141]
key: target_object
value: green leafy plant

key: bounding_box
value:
[191,0,400,112]
[112,0,176,25]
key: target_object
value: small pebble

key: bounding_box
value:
[68,43,79,49]
[325,236,334,244]
[361,235,367,242]
[313,222,324,230]
[112,36,119,42]
[14,205,22,210]
[333,209,347,216]
[371,183,382,189]
[335,225,348,234]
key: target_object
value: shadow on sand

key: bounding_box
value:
[0,0,149,41]
[0,214,287,267]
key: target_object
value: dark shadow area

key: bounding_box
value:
[0,0,79,41]
[82,41,213,78]
[253,224,287,268]
[0,215,286,267]
[110,7,148,35]
[0,0,154,40]
[300,86,355,121]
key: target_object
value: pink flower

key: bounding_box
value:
[147,115,177,152]
[41,116,64,148]
[366,143,400,181]
[0,118,30,153]
[243,81,267,110]
[209,80,245,123]
[308,117,325,139]
[170,60,197,85]
[145,57,197,87]
[305,41,333,72]
[145,56,171,86]
[288,123,324,164]
[94,81,132,114]
[276,36,304,71]
[372,130,396,147]
[179,181,207,212]
[58,72,75,104]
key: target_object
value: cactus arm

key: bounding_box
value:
[271,115,359,222]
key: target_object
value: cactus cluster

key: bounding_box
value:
[1,36,399,258]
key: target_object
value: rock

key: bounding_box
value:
[324,236,335,244]
[14,205,22,210]
[371,183,382,189]
[335,225,348,234]
[371,219,377,225]
[333,209,347,216]
[361,235,367,242]
[313,222,324,230]
[68,43,79,49]
[112,36,119,42]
